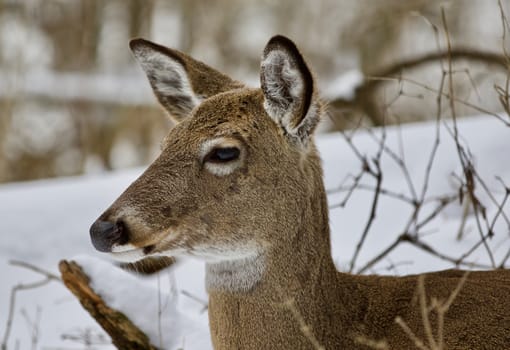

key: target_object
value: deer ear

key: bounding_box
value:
[130,38,242,123]
[260,35,321,146]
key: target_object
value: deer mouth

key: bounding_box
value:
[109,243,156,263]
[107,228,191,262]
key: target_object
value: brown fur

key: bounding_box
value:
[92,36,510,349]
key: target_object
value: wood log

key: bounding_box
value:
[59,260,158,350]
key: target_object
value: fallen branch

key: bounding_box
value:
[329,48,510,126]
[58,260,158,350]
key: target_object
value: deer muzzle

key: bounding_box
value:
[89,219,129,252]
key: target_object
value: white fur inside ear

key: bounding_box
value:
[132,46,201,110]
[294,101,320,145]
[200,138,244,177]
[261,50,304,130]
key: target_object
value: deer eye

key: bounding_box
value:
[205,147,240,163]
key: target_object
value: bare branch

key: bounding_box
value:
[395,316,429,350]
[329,183,415,205]
[329,48,510,126]
[349,159,383,272]
[1,278,55,350]
[180,290,209,314]
[1,261,62,350]
[9,260,61,281]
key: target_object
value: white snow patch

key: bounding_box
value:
[322,69,364,100]
[74,255,211,350]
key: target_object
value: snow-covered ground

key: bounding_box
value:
[1,115,508,349]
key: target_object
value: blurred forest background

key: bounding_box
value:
[1,0,509,183]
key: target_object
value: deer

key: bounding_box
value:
[89,35,510,349]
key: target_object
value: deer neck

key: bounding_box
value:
[206,155,367,349]
[205,158,335,295]
[206,218,364,349]
[204,225,335,295]
[205,253,266,293]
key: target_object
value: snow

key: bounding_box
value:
[322,69,364,101]
[325,116,510,273]
[1,115,509,349]
[74,255,210,350]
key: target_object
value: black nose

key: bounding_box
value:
[89,220,128,252]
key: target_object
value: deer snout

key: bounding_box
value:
[89,219,129,252]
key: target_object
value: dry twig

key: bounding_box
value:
[280,297,325,350]
[1,261,61,350]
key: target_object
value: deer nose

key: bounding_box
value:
[89,220,128,252]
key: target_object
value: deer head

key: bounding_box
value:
[89,35,324,290]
